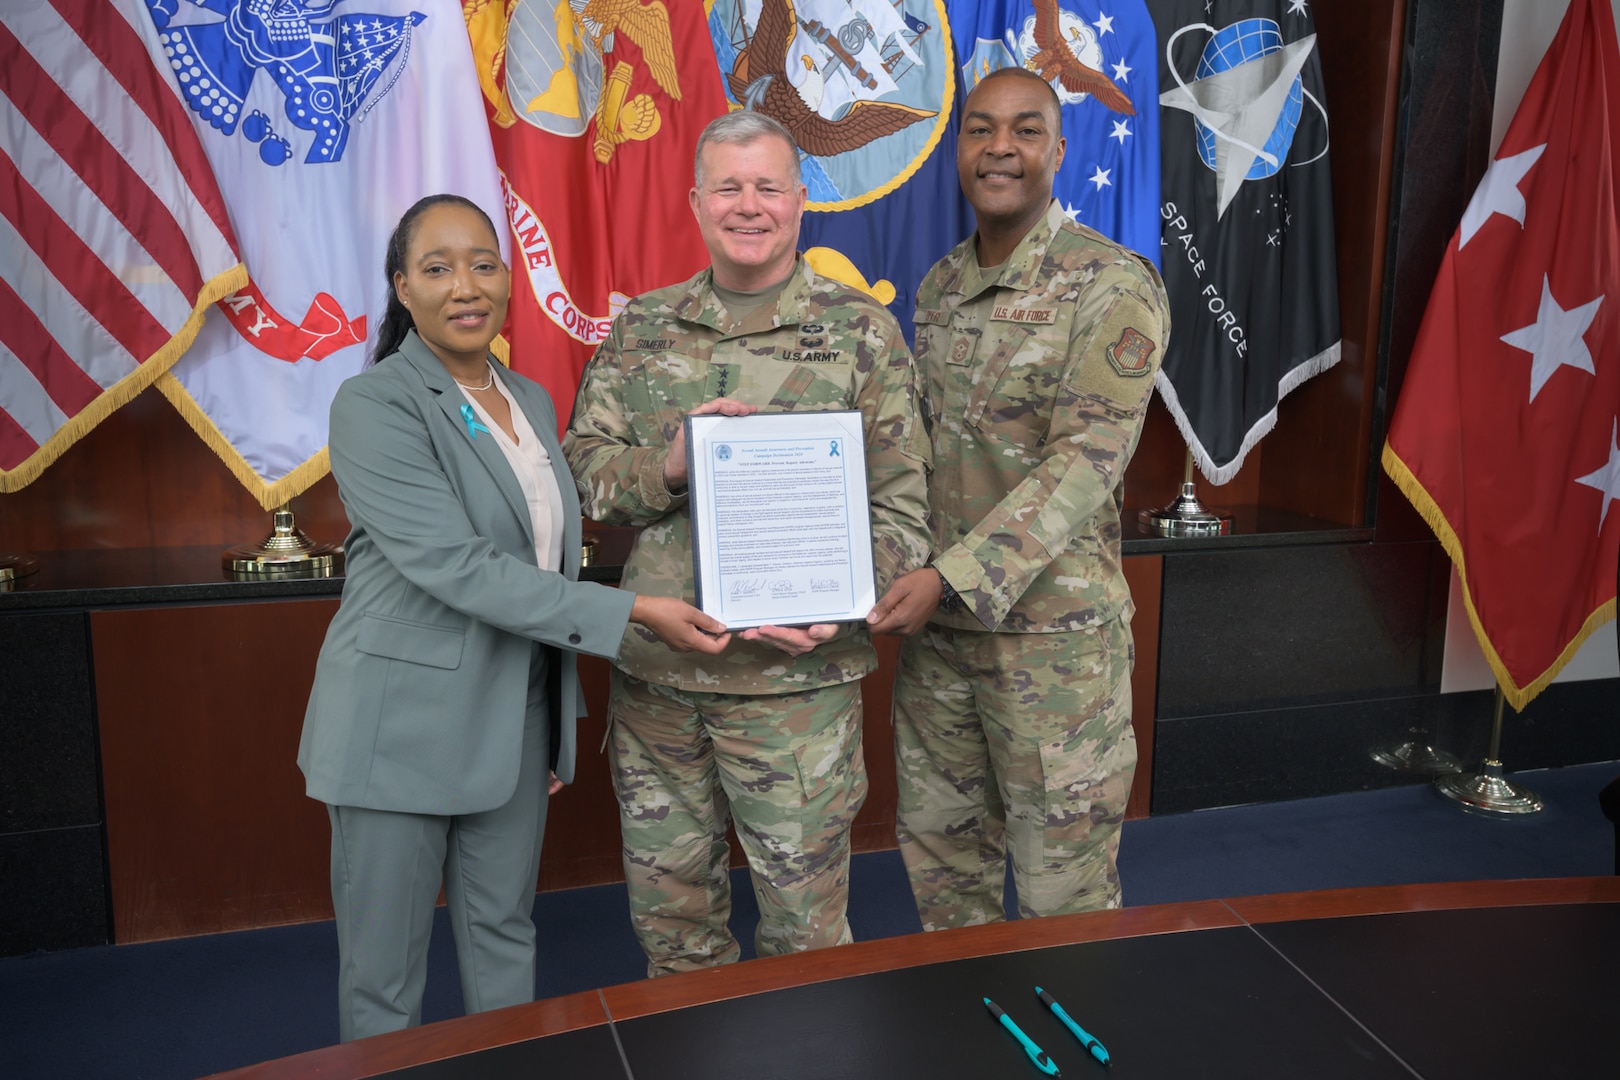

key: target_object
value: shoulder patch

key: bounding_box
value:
[1105,327,1155,377]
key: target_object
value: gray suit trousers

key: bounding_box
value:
[328,661,551,1041]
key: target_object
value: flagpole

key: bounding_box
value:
[1433,686,1544,815]
[1137,450,1233,537]
[222,504,342,578]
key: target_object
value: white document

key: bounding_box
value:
[686,410,876,629]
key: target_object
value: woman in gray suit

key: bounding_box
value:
[298,195,730,1042]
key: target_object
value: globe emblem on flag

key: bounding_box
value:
[1192,19,1301,179]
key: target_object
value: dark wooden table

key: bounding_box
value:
[211,877,1620,1079]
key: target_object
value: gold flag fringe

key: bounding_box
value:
[0,262,250,494]
[158,332,517,511]
[1381,440,1617,711]
[155,371,331,511]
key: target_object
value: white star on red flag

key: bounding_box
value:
[1498,275,1602,401]
[1575,420,1620,531]
[1459,144,1546,249]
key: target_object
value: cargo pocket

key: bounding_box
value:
[791,708,867,827]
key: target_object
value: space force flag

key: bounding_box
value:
[1384,0,1620,709]
[952,0,1162,268]
[470,0,728,431]
[146,0,505,507]
[1147,0,1339,484]
[0,0,243,492]
[704,0,967,337]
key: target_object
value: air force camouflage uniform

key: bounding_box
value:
[898,200,1167,929]
[564,258,930,974]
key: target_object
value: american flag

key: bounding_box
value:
[0,0,242,491]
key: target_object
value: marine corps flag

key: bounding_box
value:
[1146,0,1339,483]
[469,0,728,430]
[1384,0,1620,709]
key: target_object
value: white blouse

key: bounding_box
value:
[458,367,566,573]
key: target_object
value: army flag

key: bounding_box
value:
[1384,0,1620,709]
[1147,0,1339,483]
[702,0,967,335]
[146,0,505,507]
[0,0,242,492]
[952,0,1162,268]
[475,0,728,431]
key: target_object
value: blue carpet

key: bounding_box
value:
[1,760,1613,1080]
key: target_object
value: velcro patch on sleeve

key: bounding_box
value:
[1105,327,1155,377]
[1069,289,1166,408]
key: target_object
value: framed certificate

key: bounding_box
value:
[685,410,876,629]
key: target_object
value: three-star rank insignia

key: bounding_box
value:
[1106,327,1155,377]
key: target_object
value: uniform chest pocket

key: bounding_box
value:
[624,353,709,442]
[768,363,852,412]
[964,326,1060,451]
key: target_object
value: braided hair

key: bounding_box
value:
[371,194,501,365]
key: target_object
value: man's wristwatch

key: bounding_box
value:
[933,567,965,614]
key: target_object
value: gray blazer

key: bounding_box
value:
[298,331,636,815]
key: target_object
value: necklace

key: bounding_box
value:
[453,363,495,392]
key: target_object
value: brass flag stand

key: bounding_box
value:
[223,504,342,576]
[1138,450,1232,537]
[1434,687,1543,815]
[0,553,38,589]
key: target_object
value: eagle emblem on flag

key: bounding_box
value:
[471,0,683,164]
[709,0,951,210]
[145,0,425,165]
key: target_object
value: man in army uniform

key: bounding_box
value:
[867,67,1169,929]
[564,111,930,975]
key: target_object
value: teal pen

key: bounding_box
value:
[1036,987,1110,1066]
[984,997,1061,1077]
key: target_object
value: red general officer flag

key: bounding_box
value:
[1384,0,1620,709]
[467,1,729,433]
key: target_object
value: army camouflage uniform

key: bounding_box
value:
[897,200,1167,930]
[564,257,930,974]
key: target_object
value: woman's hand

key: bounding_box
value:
[662,397,758,490]
[631,595,732,654]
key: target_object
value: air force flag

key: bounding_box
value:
[1148,0,1340,484]
[951,0,1163,268]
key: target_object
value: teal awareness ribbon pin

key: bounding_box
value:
[460,403,492,440]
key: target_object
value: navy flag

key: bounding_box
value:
[707,0,972,339]
[951,0,1163,268]
[1147,0,1339,483]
